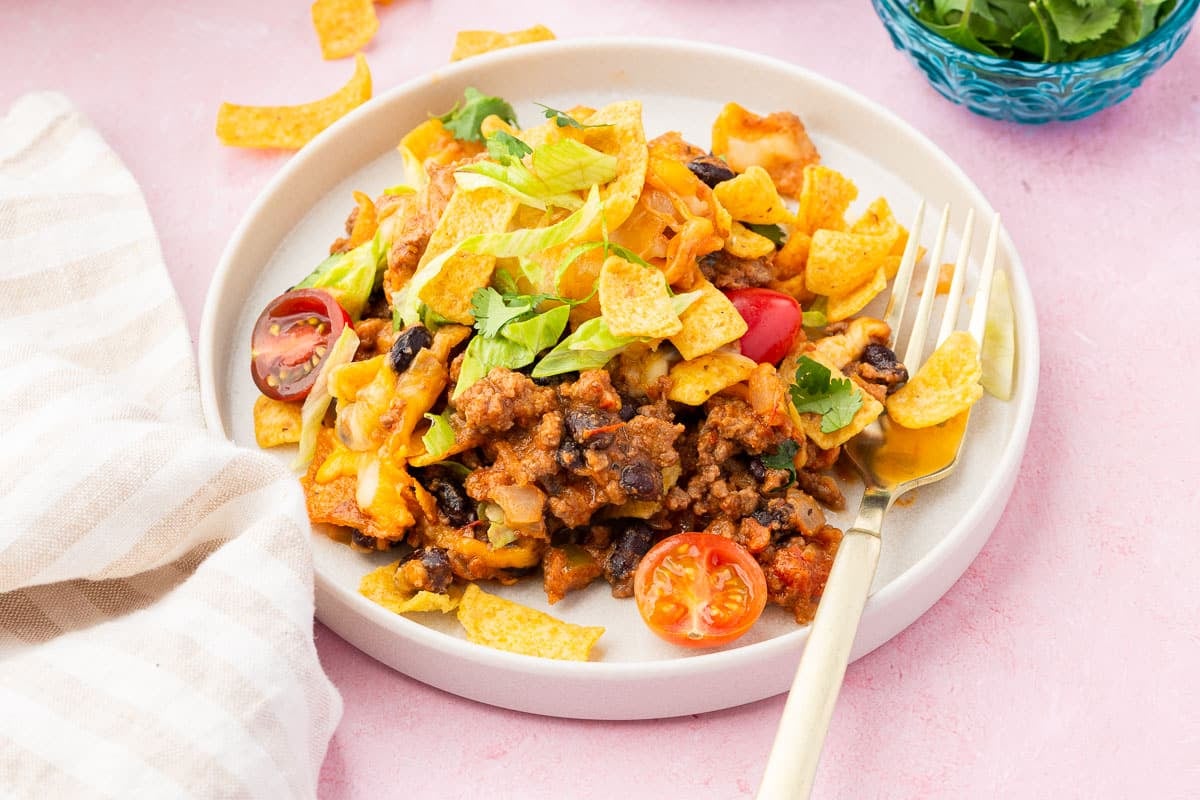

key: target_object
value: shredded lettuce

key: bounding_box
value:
[421,412,456,461]
[531,316,643,378]
[454,162,583,211]
[454,137,616,211]
[397,186,603,328]
[291,326,360,471]
[294,231,386,320]
[453,301,570,398]
[452,335,534,399]
[502,304,569,353]
[532,138,618,195]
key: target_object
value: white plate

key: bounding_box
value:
[199,38,1038,720]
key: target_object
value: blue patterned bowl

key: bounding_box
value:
[871,0,1199,123]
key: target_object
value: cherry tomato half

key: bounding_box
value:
[250,288,350,402]
[726,288,802,364]
[633,532,768,648]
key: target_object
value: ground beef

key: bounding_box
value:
[351,363,846,615]
[542,546,604,605]
[455,369,557,434]
[352,317,397,361]
[698,395,789,459]
[760,525,842,622]
[698,250,774,291]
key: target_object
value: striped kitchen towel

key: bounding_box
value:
[0,93,342,798]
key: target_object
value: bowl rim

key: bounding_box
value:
[873,0,1199,74]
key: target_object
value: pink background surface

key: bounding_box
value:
[4,1,1198,797]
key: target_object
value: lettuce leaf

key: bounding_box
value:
[294,231,386,320]
[501,304,569,353]
[291,326,360,471]
[531,138,618,194]
[531,316,643,378]
[421,412,456,461]
[397,186,604,328]
[452,334,534,398]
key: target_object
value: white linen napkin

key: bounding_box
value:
[0,93,342,798]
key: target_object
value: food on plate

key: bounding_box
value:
[451,25,556,61]
[311,0,379,60]
[248,88,999,656]
[216,54,372,149]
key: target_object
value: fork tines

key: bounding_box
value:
[884,203,1001,374]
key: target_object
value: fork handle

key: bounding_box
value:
[756,495,887,799]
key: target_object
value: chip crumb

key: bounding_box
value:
[216,53,372,149]
[311,0,380,60]
[456,583,604,661]
[360,561,462,614]
[887,330,983,429]
[450,25,556,61]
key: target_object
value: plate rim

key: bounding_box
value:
[198,36,1040,713]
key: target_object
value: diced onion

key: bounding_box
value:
[490,484,545,526]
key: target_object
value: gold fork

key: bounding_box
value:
[757,204,1002,799]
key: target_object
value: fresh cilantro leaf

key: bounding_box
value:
[910,0,1166,62]
[789,356,863,434]
[437,88,518,143]
[743,222,787,248]
[535,103,609,129]
[470,287,535,337]
[761,439,800,484]
[485,130,533,163]
[1042,0,1122,43]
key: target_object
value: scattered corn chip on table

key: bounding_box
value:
[2,1,1197,798]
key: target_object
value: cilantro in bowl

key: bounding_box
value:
[911,0,1180,62]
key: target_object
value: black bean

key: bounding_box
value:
[618,403,637,422]
[556,437,587,471]
[413,466,475,527]
[532,371,575,387]
[752,506,789,529]
[350,529,379,550]
[686,156,736,188]
[402,547,453,594]
[619,461,661,500]
[860,342,909,389]
[862,343,900,371]
[748,457,767,482]
[389,325,434,373]
[564,407,619,449]
[605,522,655,584]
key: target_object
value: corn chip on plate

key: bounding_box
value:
[200,40,1037,719]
